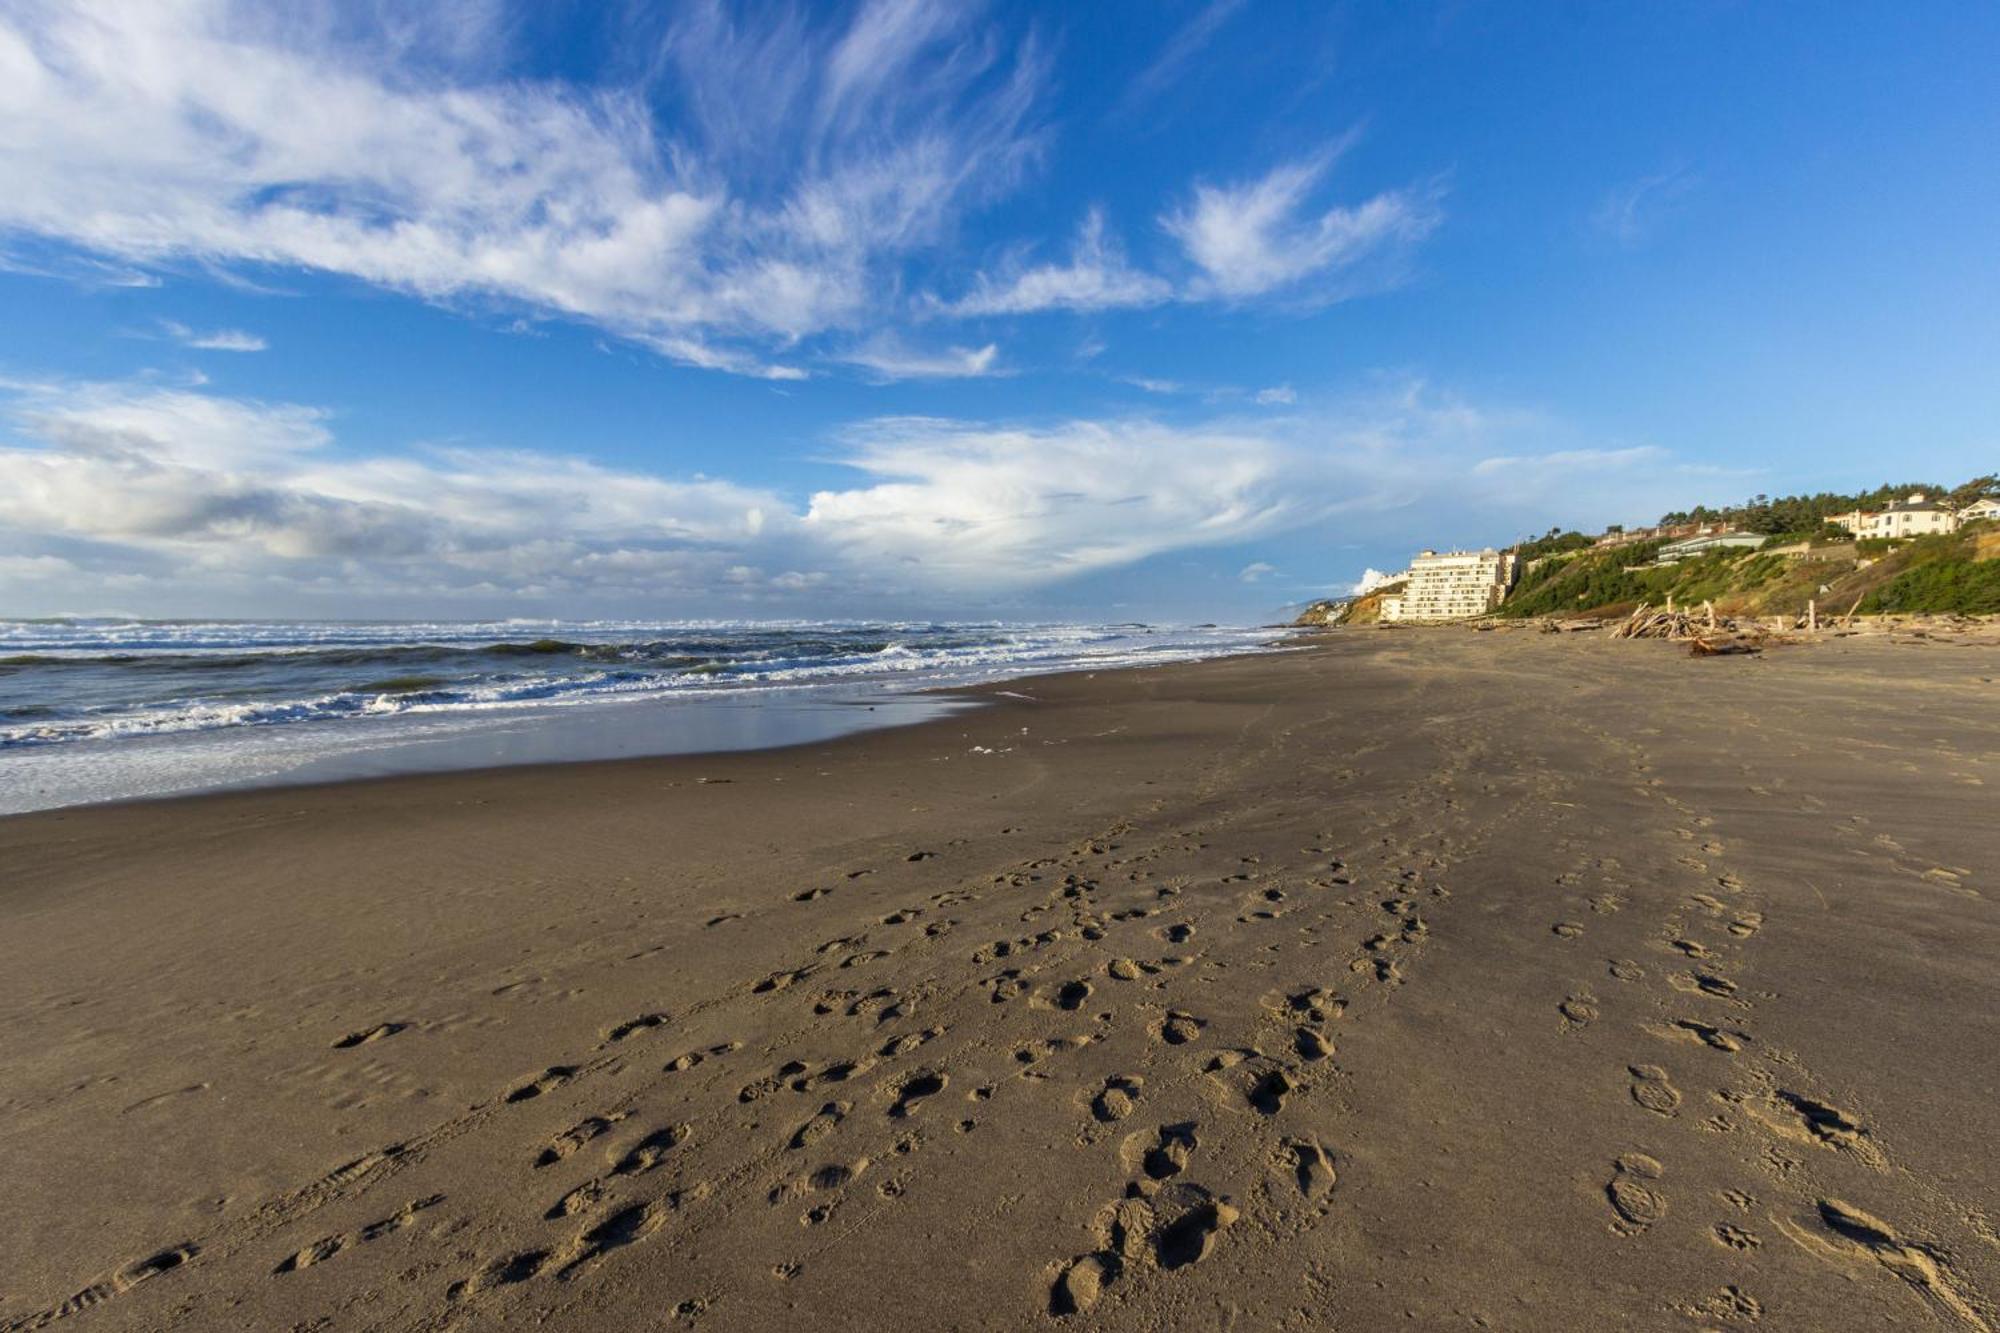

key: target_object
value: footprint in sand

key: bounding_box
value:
[1628,1065,1682,1116]
[1092,1075,1144,1123]
[1054,980,1093,1012]
[1278,1138,1337,1199]
[1122,1121,1197,1179]
[505,1065,579,1104]
[1606,1153,1666,1232]
[537,1114,629,1166]
[887,1070,948,1119]
[1559,994,1599,1028]
[1552,921,1584,940]
[332,1021,407,1049]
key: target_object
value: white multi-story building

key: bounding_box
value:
[1958,496,2000,524]
[1381,549,1517,622]
[1831,493,1959,539]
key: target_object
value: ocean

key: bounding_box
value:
[0,619,1281,813]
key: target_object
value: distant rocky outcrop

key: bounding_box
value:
[1291,599,1346,627]
[1291,580,1408,627]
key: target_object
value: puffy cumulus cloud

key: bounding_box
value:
[1162,151,1441,301]
[802,416,1308,585]
[0,0,1044,375]
[0,378,1699,615]
[0,381,790,594]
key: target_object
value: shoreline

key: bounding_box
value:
[0,628,1296,817]
[3,630,1995,1329]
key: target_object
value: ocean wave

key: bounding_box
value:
[0,620,1278,751]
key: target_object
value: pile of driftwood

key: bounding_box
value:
[1613,600,1767,656]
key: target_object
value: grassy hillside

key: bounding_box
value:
[1497,523,1998,619]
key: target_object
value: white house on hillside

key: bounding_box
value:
[1831,492,1960,539]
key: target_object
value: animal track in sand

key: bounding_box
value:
[1606,1153,1666,1232]
[332,1021,407,1049]
[1629,1065,1683,1117]
[1713,1223,1761,1250]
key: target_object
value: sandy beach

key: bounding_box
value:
[3,629,1997,1331]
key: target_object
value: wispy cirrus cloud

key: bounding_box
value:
[0,0,1044,378]
[1591,166,1698,246]
[837,336,1005,381]
[160,321,267,352]
[1114,0,1247,118]
[943,150,1441,317]
[941,209,1171,316]
[1163,150,1443,300]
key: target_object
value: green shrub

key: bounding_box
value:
[1858,557,2000,614]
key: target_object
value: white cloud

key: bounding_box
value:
[838,336,1004,381]
[944,209,1171,316]
[160,321,267,352]
[1162,150,1441,300]
[1116,0,1246,116]
[1254,384,1296,405]
[804,415,1304,585]
[0,377,1704,613]
[1237,560,1276,583]
[1471,446,1665,476]
[1350,567,1401,595]
[1591,167,1697,246]
[0,0,1044,375]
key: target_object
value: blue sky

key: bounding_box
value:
[0,1,1995,621]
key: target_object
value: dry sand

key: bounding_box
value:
[2,631,1998,1331]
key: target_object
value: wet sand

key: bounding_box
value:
[2,631,1997,1331]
